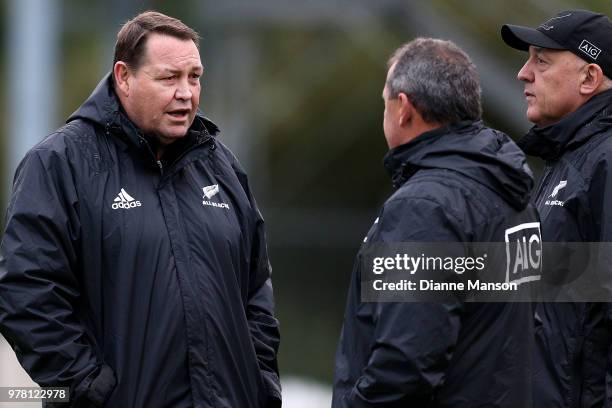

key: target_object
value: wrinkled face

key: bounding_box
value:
[517,46,586,127]
[382,64,402,148]
[122,33,202,144]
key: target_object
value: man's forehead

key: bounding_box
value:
[532,46,571,57]
[532,46,553,55]
[387,62,397,78]
[141,34,201,67]
[382,79,392,96]
[532,46,580,62]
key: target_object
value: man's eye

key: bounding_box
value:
[162,75,176,81]
[190,74,201,80]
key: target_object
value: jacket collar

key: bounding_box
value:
[383,121,479,188]
[382,120,535,210]
[518,89,612,161]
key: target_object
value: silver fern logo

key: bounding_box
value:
[202,184,229,210]
[203,184,220,199]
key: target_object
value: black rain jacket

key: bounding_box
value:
[518,89,612,408]
[0,74,281,408]
[332,121,540,407]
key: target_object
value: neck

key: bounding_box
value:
[390,120,441,149]
[156,146,166,160]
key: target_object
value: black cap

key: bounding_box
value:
[501,10,612,78]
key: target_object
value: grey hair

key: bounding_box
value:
[386,38,482,124]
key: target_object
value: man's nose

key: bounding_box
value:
[517,60,533,83]
[175,80,192,100]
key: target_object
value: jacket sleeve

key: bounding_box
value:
[606,304,612,407]
[589,158,612,406]
[589,155,612,241]
[227,149,281,408]
[0,147,115,406]
[345,197,466,407]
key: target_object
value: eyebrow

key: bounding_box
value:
[158,66,203,75]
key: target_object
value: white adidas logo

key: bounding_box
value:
[111,188,142,210]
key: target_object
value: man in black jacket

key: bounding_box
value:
[501,9,612,407]
[332,38,541,407]
[0,11,281,407]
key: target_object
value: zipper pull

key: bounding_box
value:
[157,160,163,173]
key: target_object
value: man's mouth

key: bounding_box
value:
[524,91,535,99]
[166,109,190,119]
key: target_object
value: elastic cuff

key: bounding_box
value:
[73,364,116,407]
[262,371,282,407]
[87,365,116,406]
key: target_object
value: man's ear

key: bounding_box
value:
[580,63,604,96]
[113,62,132,97]
[397,93,416,126]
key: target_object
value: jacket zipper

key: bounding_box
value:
[142,134,215,178]
[167,135,215,171]
[535,163,555,205]
[107,122,214,175]
[136,134,165,176]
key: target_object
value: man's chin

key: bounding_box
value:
[159,126,190,142]
[526,109,542,127]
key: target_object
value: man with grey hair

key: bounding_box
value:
[332,38,539,407]
[502,9,612,407]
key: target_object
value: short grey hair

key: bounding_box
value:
[386,38,482,124]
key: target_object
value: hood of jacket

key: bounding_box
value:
[383,120,534,210]
[518,89,612,161]
[66,73,220,149]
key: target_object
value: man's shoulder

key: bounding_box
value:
[566,123,612,159]
[377,181,468,242]
[559,128,612,184]
[580,131,612,187]
[33,119,98,153]
[24,119,104,173]
[586,128,612,160]
[386,171,472,221]
[392,169,480,207]
[384,168,519,237]
[211,138,248,175]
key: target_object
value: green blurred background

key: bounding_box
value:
[2,0,612,400]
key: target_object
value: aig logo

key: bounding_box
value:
[504,222,542,285]
[579,39,601,60]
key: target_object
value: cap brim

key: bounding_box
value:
[501,24,565,51]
